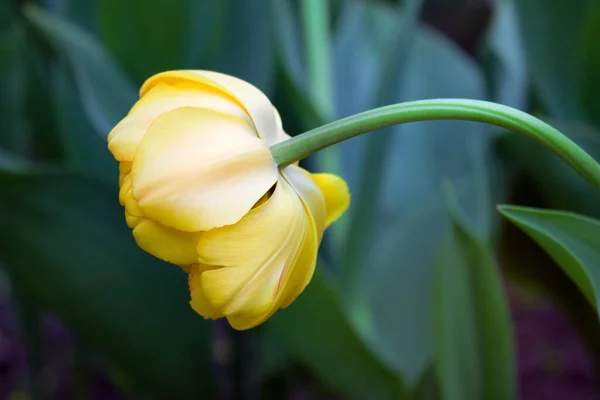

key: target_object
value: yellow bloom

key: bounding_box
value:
[107,70,350,330]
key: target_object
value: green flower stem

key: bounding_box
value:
[270,99,600,192]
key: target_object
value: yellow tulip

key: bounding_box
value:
[107,70,350,330]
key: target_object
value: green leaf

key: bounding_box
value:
[499,119,600,219]
[357,25,507,386]
[268,269,405,400]
[24,5,136,138]
[580,1,600,127]
[483,0,528,108]
[49,62,117,185]
[498,206,600,311]
[11,280,45,398]
[209,0,274,93]
[270,0,307,91]
[0,170,212,397]
[334,0,425,309]
[513,0,594,118]
[432,184,515,400]
[0,23,30,156]
[98,0,194,84]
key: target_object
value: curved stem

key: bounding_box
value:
[270,99,600,192]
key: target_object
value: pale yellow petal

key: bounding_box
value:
[140,70,283,145]
[276,168,323,309]
[197,179,319,330]
[282,165,327,241]
[189,264,224,320]
[132,219,201,265]
[310,173,351,228]
[132,106,277,232]
[107,84,249,162]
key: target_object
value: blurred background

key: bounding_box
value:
[1,0,600,398]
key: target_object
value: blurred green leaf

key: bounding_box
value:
[409,365,439,400]
[499,206,600,311]
[0,23,30,156]
[11,280,45,399]
[22,26,65,163]
[580,1,600,127]
[268,268,405,400]
[432,184,515,400]
[270,0,307,90]
[513,0,594,118]
[65,0,100,35]
[484,0,528,108]
[49,0,100,35]
[50,62,117,185]
[187,0,227,67]
[499,119,600,219]
[333,0,423,305]
[0,169,212,397]
[332,1,420,117]
[357,25,507,386]
[210,0,274,93]
[24,5,136,137]
[98,0,193,84]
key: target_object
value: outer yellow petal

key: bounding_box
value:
[107,84,249,162]
[140,70,283,145]
[124,210,142,229]
[189,264,224,320]
[196,179,318,330]
[277,166,324,308]
[119,173,143,217]
[119,162,132,186]
[310,173,351,228]
[283,165,326,241]
[132,219,202,265]
[131,106,277,232]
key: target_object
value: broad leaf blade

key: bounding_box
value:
[25,5,136,137]
[98,0,194,84]
[580,2,600,127]
[0,23,30,155]
[433,186,515,400]
[499,119,600,219]
[361,25,505,385]
[0,170,212,397]
[209,0,274,93]
[268,269,405,400]
[513,0,593,118]
[498,206,600,309]
[50,62,117,185]
[484,0,528,108]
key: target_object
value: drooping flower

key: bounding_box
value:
[107,71,350,330]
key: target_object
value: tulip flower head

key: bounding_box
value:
[107,71,349,330]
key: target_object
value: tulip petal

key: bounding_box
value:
[108,84,249,162]
[119,173,144,217]
[132,106,277,232]
[282,166,327,241]
[124,211,142,229]
[140,71,284,145]
[119,162,132,186]
[197,179,319,330]
[310,173,351,228]
[189,264,224,320]
[132,219,202,265]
